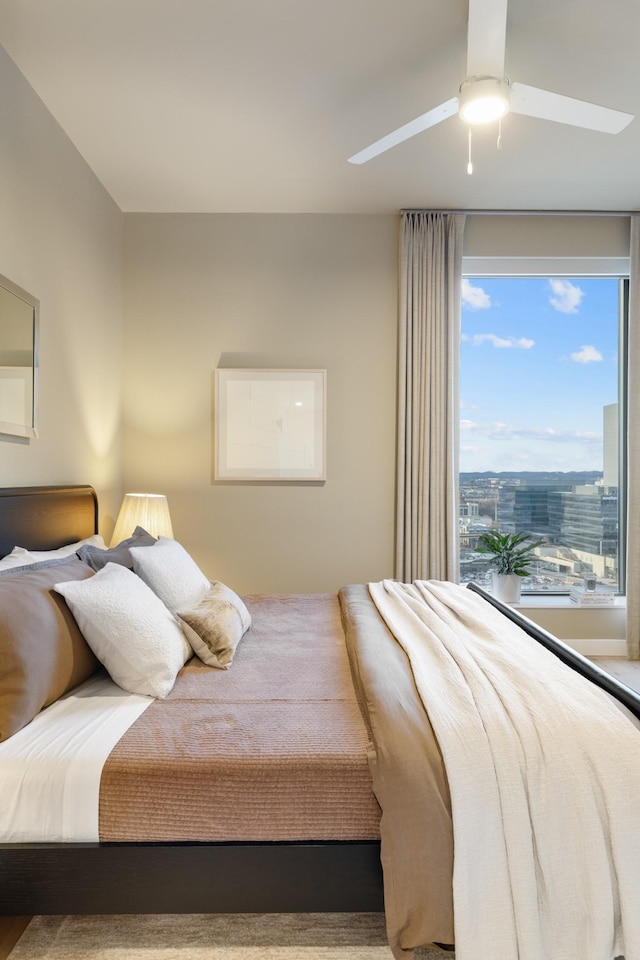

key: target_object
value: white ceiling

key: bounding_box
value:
[0,0,639,214]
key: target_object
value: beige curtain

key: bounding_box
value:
[626,215,640,660]
[396,211,466,583]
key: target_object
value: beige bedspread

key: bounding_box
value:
[99,593,380,842]
[339,584,455,950]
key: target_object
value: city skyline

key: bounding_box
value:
[460,276,620,473]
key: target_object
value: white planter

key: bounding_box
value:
[491,572,522,603]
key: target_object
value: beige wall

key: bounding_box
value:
[464,214,630,258]
[0,46,124,530]
[123,213,398,593]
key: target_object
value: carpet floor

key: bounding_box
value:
[10,914,453,959]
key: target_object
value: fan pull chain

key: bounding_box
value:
[497,116,503,149]
[467,126,473,175]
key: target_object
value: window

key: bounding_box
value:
[459,274,627,596]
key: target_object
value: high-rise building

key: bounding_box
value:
[501,482,571,538]
[549,486,618,557]
[603,402,619,489]
[497,479,618,583]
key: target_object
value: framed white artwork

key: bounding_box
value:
[215,369,326,481]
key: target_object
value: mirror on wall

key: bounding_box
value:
[0,274,39,440]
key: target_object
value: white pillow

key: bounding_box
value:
[54,562,191,699]
[8,534,106,565]
[0,552,37,571]
[130,537,210,614]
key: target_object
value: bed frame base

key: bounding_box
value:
[1,841,384,915]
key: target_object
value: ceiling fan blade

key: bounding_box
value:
[466,0,508,78]
[511,82,633,134]
[348,97,459,164]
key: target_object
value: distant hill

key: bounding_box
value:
[460,471,602,484]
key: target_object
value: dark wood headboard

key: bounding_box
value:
[0,485,98,557]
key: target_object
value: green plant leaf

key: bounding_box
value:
[474,530,543,575]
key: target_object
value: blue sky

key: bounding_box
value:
[460,276,620,473]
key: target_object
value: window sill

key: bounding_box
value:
[509,595,627,656]
[514,595,626,610]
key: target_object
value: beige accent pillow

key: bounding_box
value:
[178,582,251,669]
[0,556,98,742]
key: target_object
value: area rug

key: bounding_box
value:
[10,914,453,959]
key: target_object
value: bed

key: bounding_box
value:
[1,484,640,958]
[0,485,385,918]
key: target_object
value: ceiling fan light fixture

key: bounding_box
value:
[347,0,634,167]
[459,76,511,125]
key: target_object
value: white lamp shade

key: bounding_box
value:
[110,493,174,547]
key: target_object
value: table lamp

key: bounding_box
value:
[111,493,173,547]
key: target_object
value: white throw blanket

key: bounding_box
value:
[369,579,640,960]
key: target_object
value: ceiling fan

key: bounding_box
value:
[348,0,634,170]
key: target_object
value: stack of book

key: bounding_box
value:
[569,586,615,606]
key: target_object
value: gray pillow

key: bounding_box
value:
[77,526,156,572]
[0,554,94,579]
[0,556,98,742]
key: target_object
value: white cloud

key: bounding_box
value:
[548,279,584,314]
[460,414,604,471]
[458,420,604,472]
[471,333,535,349]
[460,419,601,445]
[571,344,603,364]
[461,279,492,310]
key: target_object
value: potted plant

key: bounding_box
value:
[475,531,543,603]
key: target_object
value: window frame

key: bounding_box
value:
[460,258,629,597]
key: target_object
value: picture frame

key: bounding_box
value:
[215,369,326,481]
[0,274,39,440]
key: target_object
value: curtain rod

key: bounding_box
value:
[400,209,637,217]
